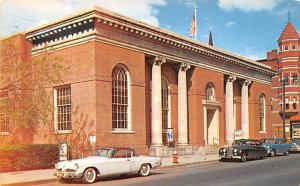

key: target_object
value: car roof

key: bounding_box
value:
[261,138,284,140]
[97,147,135,151]
[234,139,259,141]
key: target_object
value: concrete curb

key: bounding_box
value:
[2,178,59,186]
[158,159,220,169]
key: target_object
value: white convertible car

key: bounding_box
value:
[55,147,162,184]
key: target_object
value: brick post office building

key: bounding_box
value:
[0,7,276,156]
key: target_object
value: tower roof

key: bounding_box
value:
[278,21,299,41]
[209,30,213,46]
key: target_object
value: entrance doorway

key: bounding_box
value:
[203,105,219,145]
[203,83,220,146]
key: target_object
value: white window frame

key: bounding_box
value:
[111,65,132,133]
[54,86,72,134]
[259,94,266,132]
[162,76,171,130]
[0,94,9,135]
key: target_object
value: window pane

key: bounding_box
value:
[112,67,128,129]
[56,86,71,131]
[259,95,265,132]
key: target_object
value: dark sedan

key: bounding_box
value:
[219,139,268,162]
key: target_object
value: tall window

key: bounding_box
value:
[0,114,9,134]
[112,66,129,130]
[55,86,71,131]
[293,97,297,110]
[162,77,170,130]
[0,93,9,134]
[259,94,266,132]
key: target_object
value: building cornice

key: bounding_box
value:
[25,6,276,78]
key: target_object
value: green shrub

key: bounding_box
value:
[0,144,59,172]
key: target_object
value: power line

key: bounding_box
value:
[0,10,35,22]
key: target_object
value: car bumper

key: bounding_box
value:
[219,154,241,159]
[55,170,83,179]
[290,147,300,152]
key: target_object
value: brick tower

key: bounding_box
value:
[260,20,300,139]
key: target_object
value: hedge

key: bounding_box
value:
[0,144,59,172]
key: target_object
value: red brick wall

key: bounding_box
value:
[94,42,148,154]
[249,82,272,139]
[0,34,34,145]
[188,67,225,146]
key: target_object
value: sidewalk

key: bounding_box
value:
[0,153,219,185]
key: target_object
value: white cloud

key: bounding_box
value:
[218,0,279,12]
[0,0,167,36]
[225,21,235,28]
[244,54,261,60]
[184,0,194,8]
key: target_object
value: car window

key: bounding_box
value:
[126,149,133,158]
[232,140,241,146]
[255,141,261,146]
[250,141,256,146]
[96,149,112,157]
[115,149,128,158]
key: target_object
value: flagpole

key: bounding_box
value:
[194,0,197,40]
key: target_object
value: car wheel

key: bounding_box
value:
[139,163,151,177]
[241,153,247,162]
[220,158,226,162]
[284,150,289,156]
[270,149,275,157]
[83,168,97,184]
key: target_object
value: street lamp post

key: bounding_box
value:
[282,77,287,139]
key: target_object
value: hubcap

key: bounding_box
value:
[142,165,149,174]
[86,169,95,182]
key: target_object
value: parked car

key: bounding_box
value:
[290,138,300,152]
[261,138,292,156]
[219,139,268,162]
[55,147,162,184]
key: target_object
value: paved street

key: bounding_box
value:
[30,154,300,186]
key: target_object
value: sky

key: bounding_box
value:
[0,0,300,60]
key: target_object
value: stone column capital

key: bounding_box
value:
[153,56,166,66]
[178,62,191,72]
[243,79,252,86]
[227,75,236,83]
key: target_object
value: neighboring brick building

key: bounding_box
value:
[0,7,276,156]
[259,20,300,139]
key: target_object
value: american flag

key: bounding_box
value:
[189,12,196,38]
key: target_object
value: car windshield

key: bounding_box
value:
[95,148,113,158]
[261,139,275,144]
[232,140,251,146]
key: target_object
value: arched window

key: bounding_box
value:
[161,77,170,130]
[259,94,266,132]
[205,83,215,101]
[112,66,130,130]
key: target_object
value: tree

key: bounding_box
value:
[48,105,95,159]
[0,37,69,144]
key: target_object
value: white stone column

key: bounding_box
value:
[177,62,190,145]
[225,75,236,143]
[241,80,251,139]
[151,56,165,147]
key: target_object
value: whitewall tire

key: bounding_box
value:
[139,164,151,177]
[83,167,97,184]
